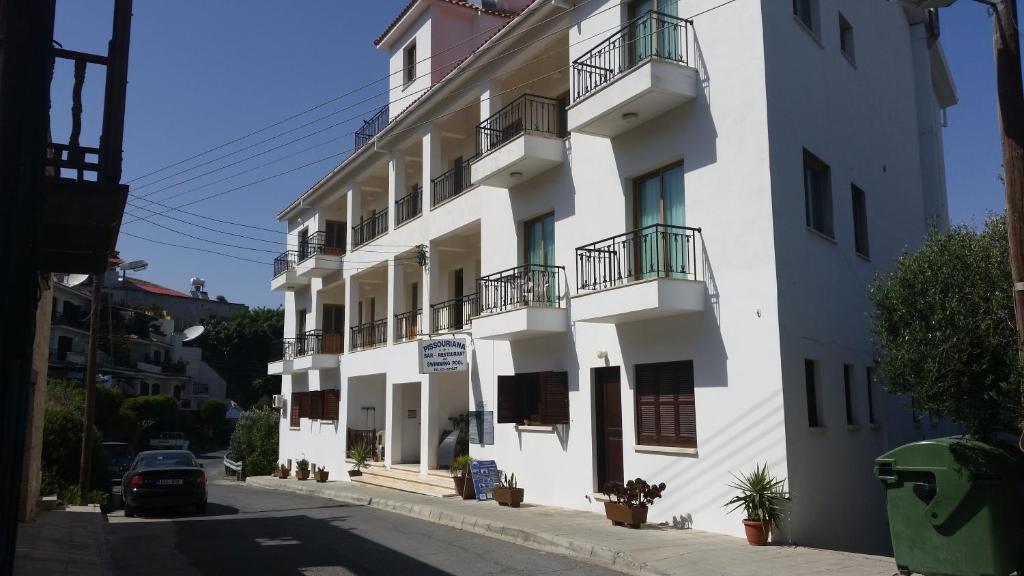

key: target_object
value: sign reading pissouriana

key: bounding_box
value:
[418,338,468,373]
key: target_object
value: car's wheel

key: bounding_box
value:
[124,503,135,518]
[195,500,207,514]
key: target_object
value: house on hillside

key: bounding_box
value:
[268,0,958,555]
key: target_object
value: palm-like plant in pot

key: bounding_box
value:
[724,463,789,546]
[347,440,371,477]
[295,458,310,481]
[602,478,667,529]
[448,455,475,499]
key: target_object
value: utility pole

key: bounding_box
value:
[78,271,105,497]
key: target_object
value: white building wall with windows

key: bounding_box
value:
[269,0,956,555]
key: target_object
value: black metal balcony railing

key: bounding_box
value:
[572,11,693,101]
[575,224,703,292]
[476,94,567,157]
[299,231,346,261]
[395,184,423,226]
[352,209,389,248]
[296,329,344,356]
[270,338,297,362]
[273,251,298,278]
[52,313,88,330]
[431,293,481,332]
[431,160,475,207]
[350,319,388,351]
[478,264,565,314]
[354,105,389,150]
[394,309,422,343]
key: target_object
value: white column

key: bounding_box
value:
[419,375,437,474]
[345,278,360,353]
[421,242,438,333]
[480,80,503,123]
[345,184,361,254]
[388,153,406,230]
[384,379,396,467]
[422,125,442,208]
[387,257,403,345]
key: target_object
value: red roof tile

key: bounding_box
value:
[374,0,518,46]
[124,278,191,298]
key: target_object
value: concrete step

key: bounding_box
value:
[350,473,457,498]
[364,466,455,491]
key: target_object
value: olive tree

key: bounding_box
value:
[869,215,1022,438]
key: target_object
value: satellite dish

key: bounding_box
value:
[182,325,205,342]
[65,274,89,287]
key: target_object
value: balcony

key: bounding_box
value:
[354,105,388,151]
[568,11,698,138]
[470,94,567,188]
[393,309,422,343]
[296,231,346,279]
[293,330,344,372]
[351,319,387,351]
[52,313,89,332]
[573,225,705,323]
[270,251,309,291]
[352,209,389,249]
[472,264,568,340]
[431,161,474,208]
[267,338,295,375]
[395,184,423,227]
[431,293,481,333]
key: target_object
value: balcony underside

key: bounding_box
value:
[292,353,340,373]
[268,359,292,376]
[472,306,568,340]
[470,134,565,188]
[568,60,699,138]
[296,253,344,279]
[270,270,309,292]
[37,178,129,273]
[572,277,705,324]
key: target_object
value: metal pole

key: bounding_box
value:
[78,271,104,497]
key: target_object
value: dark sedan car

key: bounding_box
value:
[102,442,133,484]
[121,450,207,517]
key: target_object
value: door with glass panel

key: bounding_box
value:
[633,162,686,280]
[628,0,678,67]
[525,213,556,305]
[323,304,345,354]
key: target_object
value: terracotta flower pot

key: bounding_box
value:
[452,475,476,499]
[604,502,648,529]
[493,487,524,508]
[742,519,771,546]
[296,469,310,481]
[277,468,290,479]
[315,470,330,483]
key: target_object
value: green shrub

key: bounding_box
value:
[229,406,279,477]
[59,485,111,513]
[41,405,107,495]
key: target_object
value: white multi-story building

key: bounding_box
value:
[270,0,957,554]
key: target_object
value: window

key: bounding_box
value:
[289,393,300,428]
[803,149,833,238]
[793,0,818,35]
[324,220,346,253]
[635,360,697,448]
[852,185,870,257]
[525,212,556,267]
[839,12,855,63]
[866,367,877,425]
[497,372,569,425]
[404,41,417,85]
[152,383,161,396]
[804,359,822,427]
[843,364,855,426]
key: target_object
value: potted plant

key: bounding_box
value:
[277,463,290,479]
[315,467,330,483]
[724,463,789,546]
[493,472,524,508]
[347,440,371,477]
[296,458,310,481]
[602,478,666,529]
[448,454,475,499]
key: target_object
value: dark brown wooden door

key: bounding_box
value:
[595,367,623,490]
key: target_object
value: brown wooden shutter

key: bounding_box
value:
[539,371,569,424]
[322,389,340,421]
[299,392,311,418]
[635,364,658,445]
[309,390,323,420]
[634,361,696,448]
[497,376,518,423]
[677,361,697,446]
[289,393,301,428]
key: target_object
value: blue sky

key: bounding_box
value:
[52,0,1014,309]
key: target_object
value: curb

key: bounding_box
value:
[246,476,668,576]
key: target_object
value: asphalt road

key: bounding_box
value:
[105,452,621,576]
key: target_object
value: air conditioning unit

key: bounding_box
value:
[272,394,286,409]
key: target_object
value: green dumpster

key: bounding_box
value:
[875,437,1023,576]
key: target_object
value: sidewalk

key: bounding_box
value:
[247,476,896,576]
[14,506,112,576]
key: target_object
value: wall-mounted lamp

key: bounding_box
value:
[596,349,608,360]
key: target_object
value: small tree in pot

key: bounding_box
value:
[295,458,310,481]
[724,463,789,546]
[347,440,371,477]
[493,472,524,508]
[602,478,666,529]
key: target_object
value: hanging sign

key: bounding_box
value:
[469,460,500,501]
[418,338,468,373]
